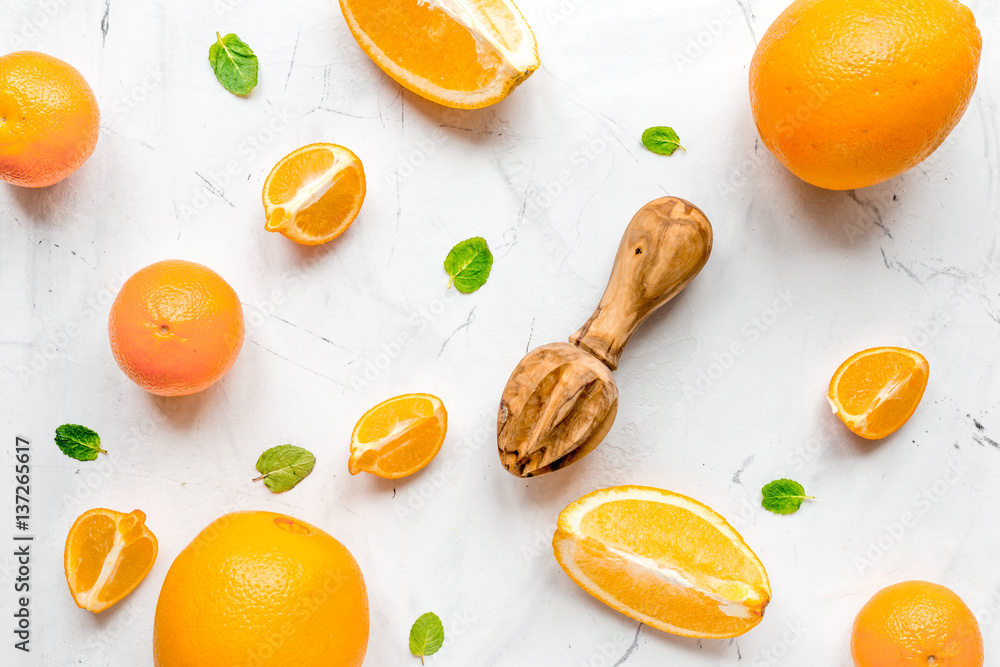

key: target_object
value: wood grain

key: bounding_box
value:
[497,343,618,477]
[570,197,713,370]
[497,197,713,477]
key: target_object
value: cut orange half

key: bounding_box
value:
[828,347,929,440]
[349,393,447,479]
[553,486,771,639]
[64,508,158,613]
[338,0,540,109]
[263,143,366,245]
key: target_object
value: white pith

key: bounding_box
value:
[354,417,422,453]
[829,348,927,434]
[75,524,128,609]
[554,487,770,635]
[350,397,445,460]
[601,544,759,619]
[340,0,540,107]
[418,0,539,72]
[274,154,353,223]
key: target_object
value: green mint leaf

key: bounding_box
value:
[444,237,493,293]
[409,612,445,663]
[253,445,316,493]
[761,478,813,515]
[55,424,106,462]
[209,32,259,96]
[641,126,686,156]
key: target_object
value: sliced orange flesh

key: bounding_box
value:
[262,143,366,246]
[828,347,929,440]
[64,508,158,613]
[339,0,540,109]
[553,486,771,639]
[349,393,447,479]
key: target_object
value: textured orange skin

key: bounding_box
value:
[852,581,983,666]
[0,51,100,187]
[153,511,369,667]
[749,0,981,190]
[108,260,244,396]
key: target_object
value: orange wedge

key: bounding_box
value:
[828,347,929,440]
[338,0,540,109]
[349,393,447,479]
[64,508,158,613]
[553,486,771,638]
[263,143,366,245]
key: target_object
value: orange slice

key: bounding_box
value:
[553,486,771,639]
[349,393,447,479]
[828,347,929,440]
[262,143,366,246]
[338,0,540,109]
[64,508,158,613]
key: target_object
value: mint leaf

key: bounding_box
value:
[761,478,813,514]
[444,237,493,293]
[209,32,258,95]
[253,445,315,493]
[409,612,445,663]
[55,424,106,462]
[641,126,685,156]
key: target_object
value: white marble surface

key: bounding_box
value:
[2,0,1000,664]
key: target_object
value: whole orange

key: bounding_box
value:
[153,511,369,667]
[852,580,983,666]
[108,259,244,396]
[749,0,981,191]
[0,51,100,187]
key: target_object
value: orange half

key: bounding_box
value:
[349,393,447,479]
[64,508,158,613]
[339,0,540,109]
[553,486,771,639]
[263,143,366,246]
[828,347,929,440]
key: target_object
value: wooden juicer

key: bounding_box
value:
[497,197,714,477]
